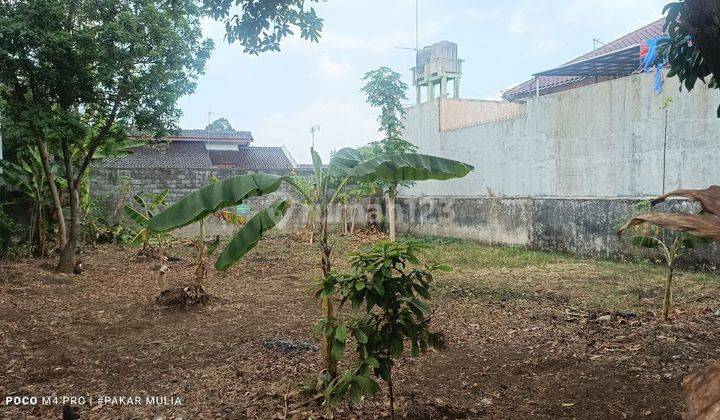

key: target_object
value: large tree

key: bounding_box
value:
[662,0,720,115]
[0,0,324,273]
[361,67,416,241]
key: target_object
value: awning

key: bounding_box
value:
[532,44,642,77]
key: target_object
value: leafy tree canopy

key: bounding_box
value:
[203,0,324,54]
[361,67,414,154]
[661,0,720,116]
[206,117,234,131]
[361,67,416,197]
[0,0,214,149]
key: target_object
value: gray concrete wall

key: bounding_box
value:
[396,196,720,264]
[91,167,307,237]
[403,72,720,199]
[398,72,720,263]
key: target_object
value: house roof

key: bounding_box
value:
[208,147,294,171]
[165,129,253,143]
[100,141,212,169]
[98,143,295,172]
[502,18,665,101]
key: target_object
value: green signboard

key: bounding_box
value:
[236,204,252,215]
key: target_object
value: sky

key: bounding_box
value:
[178,0,669,163]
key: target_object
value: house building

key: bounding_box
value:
[101,129,296,173]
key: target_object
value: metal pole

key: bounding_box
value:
[415,0,419,53]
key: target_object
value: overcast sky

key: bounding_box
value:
[179,0,669,163]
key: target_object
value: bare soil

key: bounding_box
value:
[1,234,720,419]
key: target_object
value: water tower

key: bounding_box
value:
[412,41,463,104]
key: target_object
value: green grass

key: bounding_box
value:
[295,234,720,315]
[395,235,720,315]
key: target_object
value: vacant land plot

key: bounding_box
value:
[2,235,719,419]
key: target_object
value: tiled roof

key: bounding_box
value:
[166,129,253,142]
[503,19,665,101]
[208,147,293,171]
[98,142,295,172]
[99,141,212,169]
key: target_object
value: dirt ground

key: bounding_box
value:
[2,234,720,419]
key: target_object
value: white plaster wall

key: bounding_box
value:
[403,72,720,198]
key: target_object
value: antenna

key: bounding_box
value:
[310,124,320,148]
[592,38,605,55]
[415,0,419,53]
[207,111,222,127]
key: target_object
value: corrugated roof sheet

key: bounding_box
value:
[503,18,665,101]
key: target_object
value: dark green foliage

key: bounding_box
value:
[0,208,25,257]
[206,117,234,131]
[360,67,417,194]
[317,240,449,407]
[124,190,170,247]
[203,0,324,54]
[660,1,720,116]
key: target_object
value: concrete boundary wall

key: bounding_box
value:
[403,72,720,199]
[398,73,720,262]
[396,196,720,264]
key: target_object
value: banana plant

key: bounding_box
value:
[124,189,170,253]
[0,146,66,256]
[618,186,720,320]
[147,148,473,378]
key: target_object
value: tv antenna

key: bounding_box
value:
[310,124,320,148]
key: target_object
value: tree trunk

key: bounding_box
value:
[57,138,78,273]
[350,207,356,235]
[388,189,396,241]
[319,208,338,379]
[28,205,37,258]
[34,137,66,248]
[388,376,395,420]
[684,0,720,79]
[195,218,207,287]
[57,188,80,273]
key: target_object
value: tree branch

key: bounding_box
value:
[74,92,122,186]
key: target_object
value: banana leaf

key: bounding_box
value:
[124,205,149,226]
[326,147,362,180]
[349,153,473,183]
[147,173,284,232]
[215,199,292,270]
[618,213,720,241]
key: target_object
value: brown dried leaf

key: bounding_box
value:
[617,213,720,241]
[683,360,720,420]
[650,185,720,216]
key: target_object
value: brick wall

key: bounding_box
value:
[90,166,306,236]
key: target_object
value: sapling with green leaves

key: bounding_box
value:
[316,240,448,419]
[361,67,418,241]
[124,190,171,257]
[618,192,718,320]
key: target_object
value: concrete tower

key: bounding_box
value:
[412,41,463,104]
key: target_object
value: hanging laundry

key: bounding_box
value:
[641,35,670,93]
